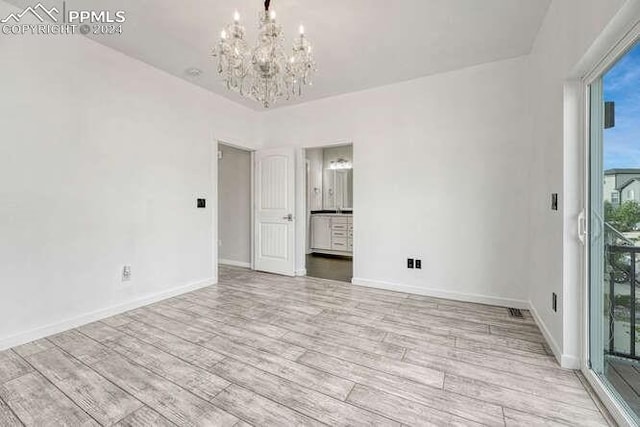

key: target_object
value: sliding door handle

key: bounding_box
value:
[578,210,587,245]
[282,214,294,222]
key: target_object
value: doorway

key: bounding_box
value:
[218,143,252,269]
[587,39,640,424]
[304,144,353,283]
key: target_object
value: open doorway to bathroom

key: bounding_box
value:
[305,144,353,283]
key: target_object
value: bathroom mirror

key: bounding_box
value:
[322,145,353,210]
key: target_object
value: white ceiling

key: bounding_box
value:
[7,0,551,110]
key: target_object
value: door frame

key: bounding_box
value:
[579,14,640,427]
[296,140,354,279]
[212,139,256,279]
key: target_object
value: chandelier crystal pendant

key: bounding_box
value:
[212,0,316,108]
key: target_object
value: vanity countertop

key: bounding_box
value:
[311,210,352,216]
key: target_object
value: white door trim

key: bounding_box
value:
[295,148,307,276]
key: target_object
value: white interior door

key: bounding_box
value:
[254,147,296,276]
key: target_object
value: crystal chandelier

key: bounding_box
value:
[212,0,316,108]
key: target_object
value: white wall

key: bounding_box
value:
[263,56,532,307]
[218,144,252,266]
[526,0,627,366]
[0,0,259,349]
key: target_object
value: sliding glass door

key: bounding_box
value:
[589,41,640,424]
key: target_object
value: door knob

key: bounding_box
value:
[283,214,294,221]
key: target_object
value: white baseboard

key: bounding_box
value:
[352,277,574,369]
[219,259,251,269]
[561,354,580,370]
[527,302,578,368]
[296,269,307,277]
[351,277,530,309]
[0,278,215,351]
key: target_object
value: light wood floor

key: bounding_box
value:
[0,266,609,426]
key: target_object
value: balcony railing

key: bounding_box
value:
[605,222,635,246]
[608,244,640,360]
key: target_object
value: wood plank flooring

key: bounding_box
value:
[0,266,609,426]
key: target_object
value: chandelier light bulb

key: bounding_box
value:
[233,10,240,23]
[299,24,305,35]
[269,10,276,21]
[220,29,227,39]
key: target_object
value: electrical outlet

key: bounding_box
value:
[415,259,422,269]
[552,292,558,312]
[407,258,414,269]
[122,266,132,282]
[197,198,206,208]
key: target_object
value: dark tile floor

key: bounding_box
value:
[306,254,353,283]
